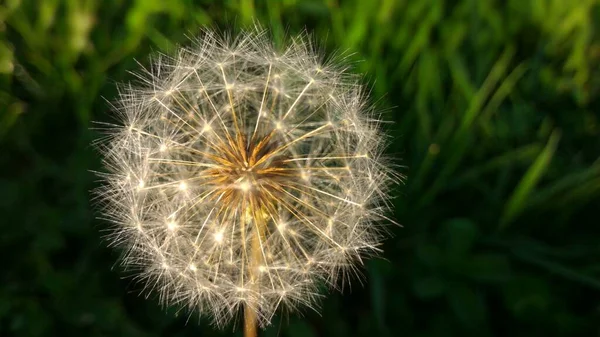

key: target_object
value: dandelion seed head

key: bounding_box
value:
[94,27,400,328]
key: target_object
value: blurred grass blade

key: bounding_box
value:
[458,46,515,136]
[447,52,476,98]
[450,143,542,188]
[528,161,600,209]
[0,100,24,138]
[558,176,600,207]
[239,0,256,23]
[500,130,561,229]
[480,62,528,134]
[416,49,517,208]
[513,248,600,291]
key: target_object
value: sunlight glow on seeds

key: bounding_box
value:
[159,144,167,152]
[189,264,197,271]
[277,222,286,231]
[138,180,145,188]
[167,221,177,231]
[178,182,187,191]
[238,180,251,192]
[214,231,224,243]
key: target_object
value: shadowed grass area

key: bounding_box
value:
[1,0,599,336]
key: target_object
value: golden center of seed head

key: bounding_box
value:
[206,132,288,207]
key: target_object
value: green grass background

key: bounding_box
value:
[1,0,600,336]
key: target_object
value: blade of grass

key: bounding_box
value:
[480,62,528,135]
[416,48,516,208]
[449,143,542,188]
[457,46,515,136]
[512,248,600,291]
[527,161,600,208]
[0,100,24,139]
[499,129,561,229]
[555,176,600,207]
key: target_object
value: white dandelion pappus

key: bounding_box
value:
[94,28,399,329]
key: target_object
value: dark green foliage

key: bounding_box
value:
[1,0,599,336]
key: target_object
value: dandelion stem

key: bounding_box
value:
[244,206,266,337]
[244,305,257,337]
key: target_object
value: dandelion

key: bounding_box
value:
[94,28,400,336]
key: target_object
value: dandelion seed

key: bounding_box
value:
[93,27,400,333]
